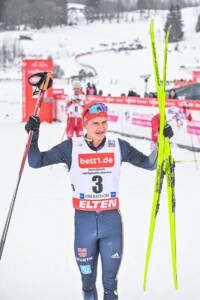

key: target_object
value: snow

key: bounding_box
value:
[0,6,200,300]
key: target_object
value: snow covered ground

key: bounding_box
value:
[0,6,200,300]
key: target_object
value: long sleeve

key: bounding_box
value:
[28,131,72,169]
[119,138,157,170]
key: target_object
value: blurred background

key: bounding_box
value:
[1,0,200,97]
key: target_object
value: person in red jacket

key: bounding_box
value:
[65,81,86,138]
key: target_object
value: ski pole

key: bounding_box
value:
[186,105,200,145]
[183,102,199,170]
[61,127,66,141]
[175,159,200,163]
[0,72,53,260]
[188,132,199,170]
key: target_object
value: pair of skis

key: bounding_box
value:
[143,20,178,291]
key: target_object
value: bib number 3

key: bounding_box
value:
[92,175,103,194]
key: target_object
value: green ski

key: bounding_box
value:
[143,20,178,291]
[165,139,178,289]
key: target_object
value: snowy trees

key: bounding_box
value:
[164,4,184,43]
[196,15,200,32]
[0,40,24,68]
[0,0,68,30]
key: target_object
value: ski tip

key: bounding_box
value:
[167,24,172,35]
[174,281,178,290]
[150,19,154,28]
[143,279,147,292]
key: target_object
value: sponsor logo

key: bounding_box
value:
[149,99,157,106]
[73,198,119,211]
[80,265,92,274]
[108,115,119,122]
[78,248,87,257]
[108,139,116,147]
[111,192,116,197]
[187,125,200,135]
[132,118,151,127]
[124,111,130,120]
[44,97,53,103]
[78,153,114,168]
[76,256,93,262]
[111,252,121,259]
[81,193,110,199]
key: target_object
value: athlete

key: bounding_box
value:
[25,101,173,300]
[65,81,86,138]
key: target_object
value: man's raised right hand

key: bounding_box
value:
[25,115,41,133]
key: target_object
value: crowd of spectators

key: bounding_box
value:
[144,89,179,99]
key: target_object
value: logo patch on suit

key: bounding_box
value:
[80,265,92,274]
[111,192,116,197]
[78,248,87,257]
[111,252,120,259]
[78,153,114,168]
[108,139,116,147]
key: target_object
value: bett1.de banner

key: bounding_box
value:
[86,95,200,150]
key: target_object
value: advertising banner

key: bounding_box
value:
[53,88,66,122]
[86,95,200,149]
[193,71,200,83]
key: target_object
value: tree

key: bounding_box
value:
[30,0,67,28]
[136,0,146,10]
[196,15,200,32]
[0,0,7,29]
[0,0,68,29]
[135,0,157,10]
[86,0,100,10]
[164,4,184,43]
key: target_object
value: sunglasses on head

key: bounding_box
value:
[87,103,108,115]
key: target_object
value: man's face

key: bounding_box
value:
[84,116,108,142]
[74,87,80,96]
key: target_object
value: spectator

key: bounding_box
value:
[65,81,85,139]
[148,92,157,98]
[168,89,178,99]
[128,90,140,97]
[92,83,97,95]
[86,82,95,95]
